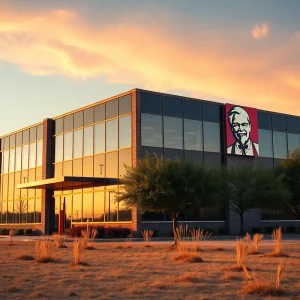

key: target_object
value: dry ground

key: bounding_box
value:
[0,240,300,299]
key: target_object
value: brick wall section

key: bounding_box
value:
[41,119,54,234]
[130,90,141,234]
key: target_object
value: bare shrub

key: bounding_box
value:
[53,234,67,248]
[269,227,289,257]
[81,228,97,250]
[141,229,153,247]
[35,240,54,263]
[71,238,86,266]
[242,263,284,296]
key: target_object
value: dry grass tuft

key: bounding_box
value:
[236,239,247,267]
[268,227,289,257]
[241,263,284,296]
[115,245,124,249]
[81,228,97,250]
[70,238,86,266]
[9,229,16,243]
[244,232,264,255]
[141,229,153,247]
[220,272,241,281]
[173,252,203,263]
[16,254,34,260]
[177,272,199,283]
[35,240,54,263]
[53,234,67,248]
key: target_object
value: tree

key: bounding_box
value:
[278,148,300,219]
[117,153,219,242]
[226,165,290,235]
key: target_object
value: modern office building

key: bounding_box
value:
[0,89,300,235]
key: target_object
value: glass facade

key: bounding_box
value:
[0,124,43,224]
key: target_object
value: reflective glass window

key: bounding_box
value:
[95,103,105,123]
[64,132,73,161]
[288,133,300,153]
[119,94,132,115]
[10,134,15,148]
[185,150,203,164]
[258,112,272,130]
[106,99,118,119]
[73,129,83,159]
[30,127,37,142]
[94,192,104,222]
[36,125,43,140]
[22,144,29,170]
[163,97,182,117]
[272,115,286,132]
[84,107,94,126]
[287,117,300,134]
[23,129,29,144]
[9,149,15,173]
[140,93,163,115]
[273,131,287,159]
[64,114,74,132]
[36,141,42,167]
[29,143,36,169]
[82,193,93,222]
[119,149,132,178]
[54,162,63,178]
[16,132,22,147]
[3,151,9,174]
[35,198,41,223]
[63,160,73,176]
[203,103,221,123]
[141,114,163,147]
[73,159,83,176]
[55,135,63,162]
[164,117,183,149]
[15,147,22,171]
[106,119,118,151]
[118,200,132,221]
[203,122,220,152]
[184,100,202,120]
[164,148,184,160]
[74,111,83,129]
[184,119,202,151]
[7,201,13,223]
[83,126,93,156]
[94,154,105,177]
[55,118,64,134]
[106,191,118,222]
[72,194,82,222]
[27,199,35,223]
[3,137,9,150]
[94,123,105,154]
[119,115,131,149]
[83,156,93,177]
[258,129,273,158]
[106,152,118,178]
[2,175,8,200]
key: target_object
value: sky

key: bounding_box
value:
[0,0,300,135]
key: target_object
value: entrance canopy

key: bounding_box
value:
[17,176,119,190]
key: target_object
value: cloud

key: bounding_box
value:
[0,7,299,116]
[251,23,270,40]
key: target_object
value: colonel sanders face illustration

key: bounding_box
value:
[228,106,251,146]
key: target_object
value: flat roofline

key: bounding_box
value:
[0,121,44,139]
[17,176,119,190]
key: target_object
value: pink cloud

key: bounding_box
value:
[251,23,270,40]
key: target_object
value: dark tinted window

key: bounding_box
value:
[255,157,273,169]
[163,97,182,117]
[55,118,64,134]
[84,107,94,126]
[95,103,105,123]
[16,132,22,147]
[184,100,202,120]
[258,112,272,129]
[204,152,222,167]
[29,127,37,142]
[9,134,15,148]
[140,92,162,115]
[74,111,83,129]
[36,125,43,140]
[287,117,300,134]
[272,115,286,132]
[106,99,118,119]
[164,148,184,160]
[140,146,163,159]
[119,94,132,115]
[184,150,203,164]
[203,103,221,123]
[23,129,29,144]
[64,114,73,132]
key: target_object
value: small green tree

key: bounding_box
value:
[118,154,218,243]
[278,148,300,219]
[227,166,290,235]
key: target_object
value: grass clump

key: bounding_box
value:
[242,263,284,296]
[173,252,203,263]
[16,254,34,260]
[81,228,97,250]
[53,234,67,248]
[35,240,54,263]
[268,227,289,257]
[227,239,248,271]
[70,238,87,266]
[141,229,153,247]
[244,232,264,255]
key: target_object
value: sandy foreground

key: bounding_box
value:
[0,240,300,299]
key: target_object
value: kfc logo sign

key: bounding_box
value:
[226,104,259,156]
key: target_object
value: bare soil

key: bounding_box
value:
[0,241,300,299]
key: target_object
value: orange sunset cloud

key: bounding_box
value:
[0,7,300,115]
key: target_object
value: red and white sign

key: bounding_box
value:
[225,104,259,156]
